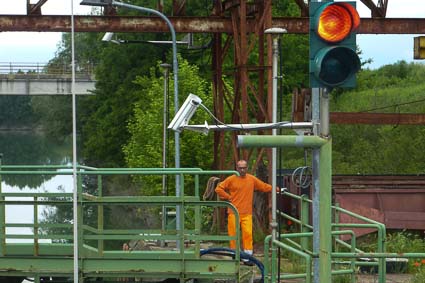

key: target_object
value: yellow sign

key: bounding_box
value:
[414,36,425,59]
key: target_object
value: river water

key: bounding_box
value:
[0,131,74,243]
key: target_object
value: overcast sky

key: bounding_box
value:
[0,0,423,69]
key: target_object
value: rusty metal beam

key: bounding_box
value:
[360,0,388,18]
[330,112,425,125]
[27,0,49,15]
[2,15,425,34]
[172,0,186,16]
[293,0,308,17]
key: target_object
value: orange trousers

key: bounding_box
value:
[227,213,253,253]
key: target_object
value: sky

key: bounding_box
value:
[0,0,423,69]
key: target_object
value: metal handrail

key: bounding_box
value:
[0,165,242,281]
[0,62,95,76]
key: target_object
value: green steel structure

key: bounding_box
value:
[0,166,245,283]
[1,163,425,282]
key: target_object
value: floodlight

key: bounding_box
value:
[264,27,287,34]
[102,32,114,42]
[168,93,202,132]
[101,32,122,44]
[80,0,112,6]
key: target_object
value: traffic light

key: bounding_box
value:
[309,1,361,88]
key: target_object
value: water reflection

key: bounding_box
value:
[0,131,72,188]
[0,131,73,243]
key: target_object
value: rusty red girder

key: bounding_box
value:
[360,0,388,18]
[210,0,273,175]
[27,0,49,15]
[2,16,425,34]
[330,112,425,125]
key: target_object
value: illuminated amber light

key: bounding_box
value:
[317,4,358,43]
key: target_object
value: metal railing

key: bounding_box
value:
[0,165,242,282]
[263,190,425,283]
[0,62,95,77]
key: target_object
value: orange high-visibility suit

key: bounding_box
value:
[215,174,272,255]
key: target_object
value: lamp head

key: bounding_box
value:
[80,0,112,6]
[264,27,287,34]
[102,32,114,42]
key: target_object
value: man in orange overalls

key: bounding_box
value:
[215,160,275,260]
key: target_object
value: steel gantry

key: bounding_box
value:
[2,0,425,171]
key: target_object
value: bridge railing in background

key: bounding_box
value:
[0,62,95,78]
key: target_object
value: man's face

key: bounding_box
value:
[236,161,248,177]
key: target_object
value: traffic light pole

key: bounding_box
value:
[309,0,360,280]
[311,87,320,283]
[311,85,333,283]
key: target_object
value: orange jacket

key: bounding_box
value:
[215,174,272,215]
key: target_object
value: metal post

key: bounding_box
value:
[160,63,171,246]
[0,154,4,256]
[264,27,287,281]
[318,139,332,283]
[311,87,320,283]
[160,63,170,194]
[111,0,182,246]
[70,1,79,281]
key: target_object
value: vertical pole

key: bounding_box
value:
[319,88,332,283]
[0,154,4,256]
[311,87,320,283]
[97,175,104,255]
[319,139,332,283]
[270,35,279,281]
[300,195,310,251]
[33,196,39,256]
[264,28,286,282]
[112,0,182,247]
[160,63,171,196]
[160,63,171,246]
[77,173,84,283]
[70,0,79,281]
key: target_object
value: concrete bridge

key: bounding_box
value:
[0,62,95,95]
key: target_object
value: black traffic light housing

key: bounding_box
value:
[309,1,361,88]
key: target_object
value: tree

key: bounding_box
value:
[123,57,213,196]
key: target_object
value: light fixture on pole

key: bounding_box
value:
[81,0,182,246]
[101,32,192,46]
[264,26,286,282]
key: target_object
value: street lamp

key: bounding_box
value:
[81,0,182,245]
[101,32,192,47]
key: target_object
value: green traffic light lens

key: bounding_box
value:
[314,46,360,87]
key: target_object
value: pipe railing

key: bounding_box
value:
[263,190,425,283]
[0,62,95,77]
[0,165,243,281]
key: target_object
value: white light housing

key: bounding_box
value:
[102,32,114,42]
[168,93,202,132]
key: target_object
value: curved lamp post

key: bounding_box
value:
[80,0,182,268]
[80,0,180,178]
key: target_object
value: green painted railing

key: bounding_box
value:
[263,190,425,283]
[0,165,244,282]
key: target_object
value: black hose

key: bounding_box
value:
[200,247,264,283]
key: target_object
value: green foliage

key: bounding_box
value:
[0,96,36,127]
[31,96,72,143]
[79,36,166,167]
[411,261,425,283]
[359,230,425,274]
[123,57,213,195]
[329,61,425,174]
